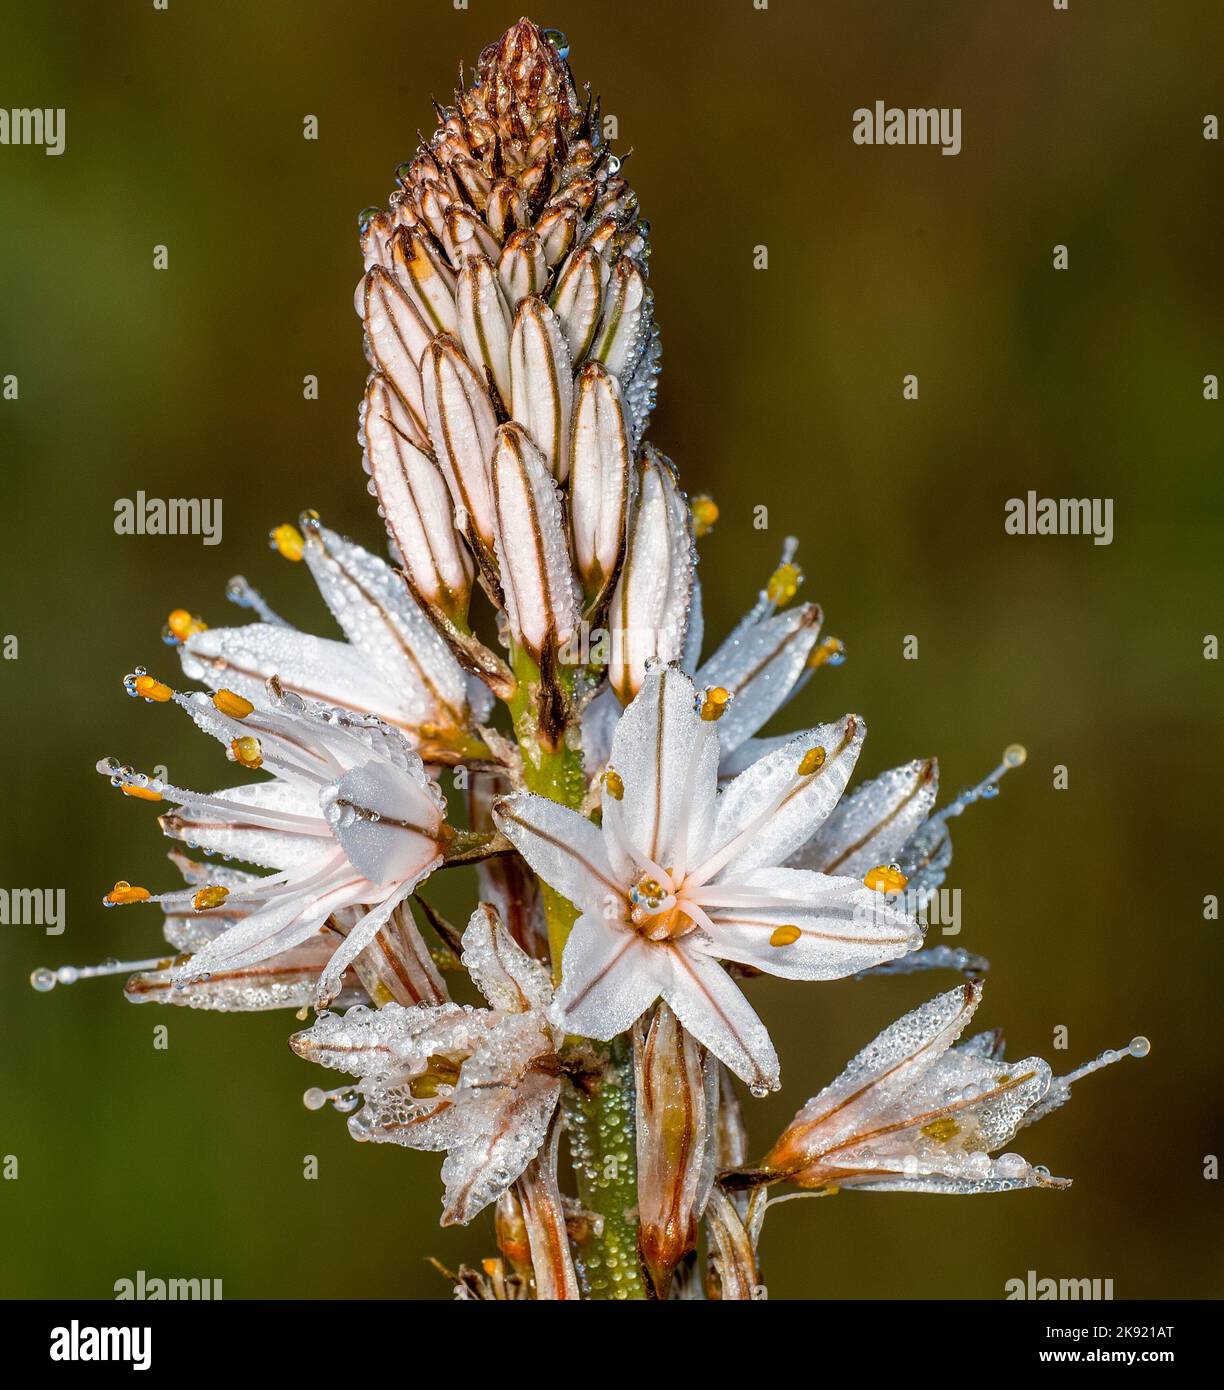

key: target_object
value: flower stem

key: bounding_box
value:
[506,644,647,1299]
[563,1038,648,1300]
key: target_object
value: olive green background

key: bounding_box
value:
[1,0,1220,1300]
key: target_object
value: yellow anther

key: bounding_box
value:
[481,1258,503,1279]
[921,1116,961,1143]
[213,689,254,720]
[604,768,625,801]
[193,885,230,911]
[691,493,719,539]
[133,674,173,703]
[864,864,909,895]
[121,785,163,802]
[408,1054,462,1099]
[699,686,731,722]
[166,609,207,642]
[766,561,802,606]
[769,924,801,948]
[636,877,664,902]
[230,735,263,769]
[808,636,844,670]
[105,881,151,906]
[797,745,826,776]
[269,523,305,562]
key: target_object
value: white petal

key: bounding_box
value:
[491,424,580,656]
[461,902,554,1014]
[316,881,418,1006]
[509,297,574,481]
[552,914,667,1039]
[321,760,443,885]
[181,624,408,729]
[440,1071,560,1225]
[605,665,719,882]
[704,715,864,878]
[695,604,822,754]
[301,519,471,727]
[493,792,619,920]
[780,983,982,1157]
[159,780,329,871]
[498,229,548,305]
[695,867,921,980]
[662,945,779,1093]
[793,758,939,877]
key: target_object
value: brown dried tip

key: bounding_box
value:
[464,18,580,148]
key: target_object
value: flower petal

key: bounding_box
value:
[552,914,667,1039]
[694,866,921,980]
[421,335,498,550]
[794,758,939,877]
[569,362,631,603]
[703,715,864,879]
[493,792,619,920]
[695,604,823,755]
[662,945,779,1093]
[461,902,554,1014]
[321,759,444,886]
[509,296,573,480]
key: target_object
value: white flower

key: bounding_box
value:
[291,904,566,1227]
[494,664,921,1092]
[752,981,1149,1195]
[176,516,493,766]
[99,675,449,1006]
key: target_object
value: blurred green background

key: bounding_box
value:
[1,0,1221,1300]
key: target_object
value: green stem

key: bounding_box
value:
[563,1038,647,1300]
[506,643,648,1300]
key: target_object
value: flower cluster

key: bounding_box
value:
[35,18,1145,1301]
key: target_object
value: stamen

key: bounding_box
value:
[807,636,845,670]
[213,688,255,719]
[123,668,173,703]
[121,784,163,802]
[269,523,305,562]
[766,561,802,607]
[928,744,1027,829]
[725,537,801,639]
[230,735,264,769]
[1059,1036,1150,1087]
[163,609,207,646]
[226,575,289,626]
[864,864,908,895]
[103,881,152,906]
[30,955,173,992]
[691,493,719,538]
[193,885,230,911]
[797,745,826,776]
[698,685,731,722]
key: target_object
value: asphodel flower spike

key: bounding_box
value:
[37,17,1145,1303]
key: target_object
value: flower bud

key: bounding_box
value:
[633,1003,717,1299]
[608,448,696,702]
[570,362,631,608]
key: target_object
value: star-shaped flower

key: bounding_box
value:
[292,904,566,1227]
[746,981,1149,1194]
[99,676,449,1005]
[494,664,922,1092]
